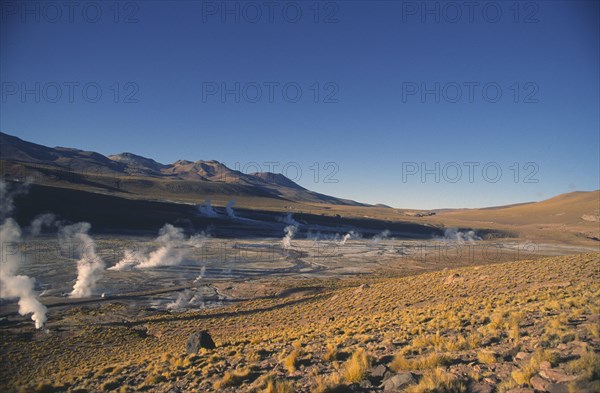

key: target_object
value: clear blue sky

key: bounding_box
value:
[1,0,598,209]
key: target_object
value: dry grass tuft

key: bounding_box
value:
[342,348,369,383]
[213,367,251,389]
[263,378,295,393]
[511,349,560,386]
[311,373,344,393]
[282,350,299,374]
[477,351,498,365]
[324,343,338,362]
[566,349,600,381]
[391,352,451,371]
[406,368,466,393]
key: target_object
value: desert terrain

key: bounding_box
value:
[0,133,598,392]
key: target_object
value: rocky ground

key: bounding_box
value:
[0,253,598,392]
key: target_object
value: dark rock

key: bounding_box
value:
[539,368,577,383]
[539,361,552,370]
[370,360,394,381]
[371,364,388,378]
[530,375,551,391]
[561,333,575,343]
[503,345,522,361]
[468,382,494,393]
[530,376,569,393]
[380,372,416,391]
[515,352,529,361]
[359,380,373,389]
[186,330,216,354]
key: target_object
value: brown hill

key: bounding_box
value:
[422,191,600,244]
[438,191,599,226]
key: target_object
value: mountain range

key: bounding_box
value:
[1,131,598,245]
[0,132,363,207]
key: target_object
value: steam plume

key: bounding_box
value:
[60,222,105,298]
[109,248,145,271]
[0,179,47,329]
[0,218,48,329]
[280,213,299,226]
[226,200,236,218]
[198,199,217,217]
[371,229,390,244]
[282,225,298,249]
[279,213,299,249]
[166,291,190,310]
[166,290,205,310]
[109,224,206,270]
[442,228,481,244]
[193,265,207,282]
[0,178,31,220]
[340,230,358,245]
[30,213,57,236]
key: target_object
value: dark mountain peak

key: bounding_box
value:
[1,132,116,168]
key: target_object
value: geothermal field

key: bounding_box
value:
[1,181,598,392]
[3,200,594,321]
[3,222,595,314]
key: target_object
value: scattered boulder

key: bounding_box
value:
[515,352,529,361]
[380,372,416,391]
[560,333,575,343]
[359,380,373,389]
[546,385,570,393]
[539,361,552,370]
[531,376,570,393]
[468,382,494,393]
[371,364,388,378]
[186,330,216,354]
[502,345,522,361]
[370,364,393,382]
[530,375,551,391]
[539,368,577,383]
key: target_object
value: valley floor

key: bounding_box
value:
[1,253,599,393]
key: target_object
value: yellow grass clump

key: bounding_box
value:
[342,348,369,383]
